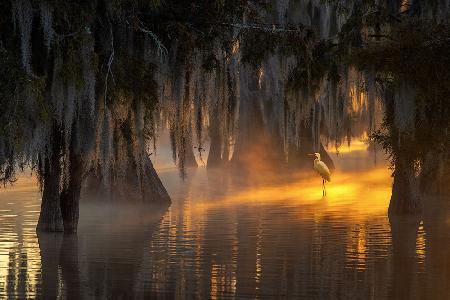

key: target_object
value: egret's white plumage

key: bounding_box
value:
[310,153,331,195]
[313,154,331,182]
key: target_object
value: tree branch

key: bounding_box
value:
[208,22,306,33]
[104,24,115,107]
[128,18,168,60]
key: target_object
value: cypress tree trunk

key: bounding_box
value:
[60,122,84,233]
[84,112,171,204]
[141,155,171,204]
[60,150,83,233]
[389,158,421,215]
[419,151,449,193]
[37,122,64,232]
[114,115,171,204]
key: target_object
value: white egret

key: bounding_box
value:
[308,153,331,195]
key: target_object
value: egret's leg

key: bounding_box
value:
[322,179,325,196]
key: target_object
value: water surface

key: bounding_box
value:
[0,143,449,299]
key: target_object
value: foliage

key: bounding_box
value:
[364,20,450,178]
[1,0,449,188]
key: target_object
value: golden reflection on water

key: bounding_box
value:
[1,144,449,299]
[0,175,41,299]
[416,222,426,267]
[184,164,392,218]
[148,145,397,298]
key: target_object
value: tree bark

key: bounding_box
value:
[419,151,449,193]
[389,159,421,215]
[37,122,64,232]
[60,151,83,233]
[141,155,171,204]
[108,154,171,204]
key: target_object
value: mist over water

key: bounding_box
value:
[1,0,450,298]
[1,138,449,299]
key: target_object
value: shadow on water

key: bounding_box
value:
[421,195,450,299]
[388,191,450,300]
[388,215,421,300]
[36,203,168,299]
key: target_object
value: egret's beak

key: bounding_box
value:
[307,153,314,156]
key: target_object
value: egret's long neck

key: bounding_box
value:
[314,158,320,165]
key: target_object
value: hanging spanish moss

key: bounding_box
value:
[1,0,450,234]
